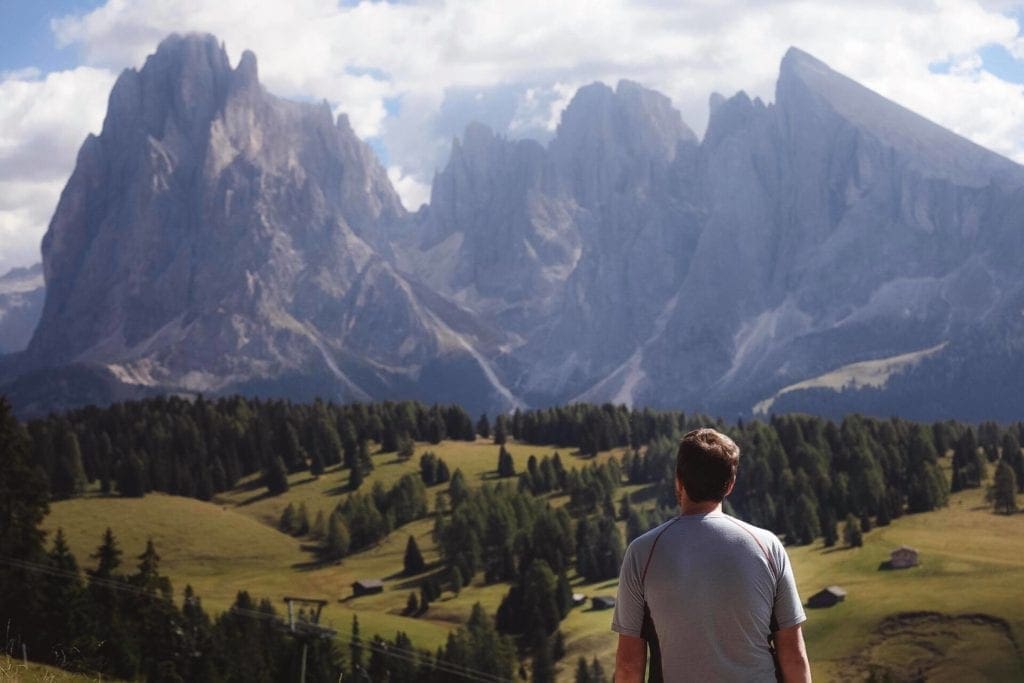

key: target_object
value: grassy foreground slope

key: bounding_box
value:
[42,439,1024,682]
[790,483,1024,681]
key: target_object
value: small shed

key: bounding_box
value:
[352,579,384,597]
[807,586,846,609]
[572,592,587,607]
[592,596,616,610]
[890,546,919,569]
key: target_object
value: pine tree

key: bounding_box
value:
[324,513,351,560]
[279,503,296,533]
[350,459,365,490]
[497,445,516,477]
[450,565,465,595]
[494,414,509,445]
[264,455,289,495]
[41,528,84,655]
[406,591,419,615]
[295,502,311,535]
[792,494,821,545]
[133,538,166,596]
[90,527,123,579]
[449,469,470,508]
[358,439,374,473]
[53,430,88,499]
[404,535,426,575]
[398,435,415,460]
[843,513,863,547]
[309,448,325,477]
[350,615,363,677]
[477,414,491,439]
[992,460,1018,515]
[1001,432,1024,492]
[531,635,554,683]
[118,452,147,497]
[436,458,451,483]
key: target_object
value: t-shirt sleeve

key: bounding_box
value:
[771,542,806,631]
[611,539,646,637]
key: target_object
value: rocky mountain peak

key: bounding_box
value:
[548,79,694,204]
[10,37,1024,421]
[702,90,766,150]
[776,45,1024,187]
[553,79,694,161]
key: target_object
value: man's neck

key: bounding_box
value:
[679,500,723,516]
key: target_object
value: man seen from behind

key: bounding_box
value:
[612,428,811,682]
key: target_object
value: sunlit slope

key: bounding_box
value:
[216,438,622,527]
[42,439,628,678]
[42,440,1024,681]
[789,485,1024,681]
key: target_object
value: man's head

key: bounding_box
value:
[675,428,740,503]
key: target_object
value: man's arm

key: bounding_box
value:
[614,634,647,683]
[773,623,811,682]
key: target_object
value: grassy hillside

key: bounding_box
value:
[41,439,1024,681]
[791,484,1024,681]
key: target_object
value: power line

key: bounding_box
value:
[0,555,515,683]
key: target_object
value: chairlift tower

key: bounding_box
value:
[282,596,336,683]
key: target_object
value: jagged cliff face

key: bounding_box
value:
[25,34,517,411]
[12,36,1024,419]
[634,49,1024,416]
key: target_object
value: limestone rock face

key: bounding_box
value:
[12,37,1024,420]
[24,33,514,412]
[627,48,1024,417]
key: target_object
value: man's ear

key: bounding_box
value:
[724,476,736,498]
[675,476,684,505]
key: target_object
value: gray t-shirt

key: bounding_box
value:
[612,511,806,682]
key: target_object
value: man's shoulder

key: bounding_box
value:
[716,514,785,549]
[626,516,683,555]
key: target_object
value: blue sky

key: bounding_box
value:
[2,0,1024,275]
[0,1,104,73]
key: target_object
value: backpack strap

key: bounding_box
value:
[639,516,681,683]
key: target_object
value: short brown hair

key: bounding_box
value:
[676,428,740,502]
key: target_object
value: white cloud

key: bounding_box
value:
[0,66,116,274]
[387,166,431,212]
[0,0,1022,271]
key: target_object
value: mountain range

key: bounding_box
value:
[4,33,1023,420]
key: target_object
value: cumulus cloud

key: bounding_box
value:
[0,66,115,274]
[1,0,1023,271]
[387,166,432,212]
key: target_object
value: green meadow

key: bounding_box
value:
[42,439,1024,681]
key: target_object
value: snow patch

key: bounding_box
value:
[753,341,949,414]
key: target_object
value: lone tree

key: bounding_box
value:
[842,513,863,548]
[497,445,516,478]
[403,535,426,575]
[992,460,1018,515]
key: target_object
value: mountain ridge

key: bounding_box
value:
[5,32,1024,420]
